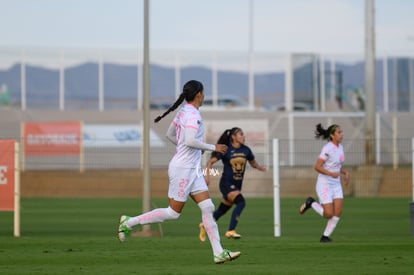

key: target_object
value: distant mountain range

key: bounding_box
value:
[0,60,395,110]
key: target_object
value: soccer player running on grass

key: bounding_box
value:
[299,123,350,243]
[199,127,266,241]
[117,80,241,264]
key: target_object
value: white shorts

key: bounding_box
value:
[168,166,208,202]
[315,181,343,204]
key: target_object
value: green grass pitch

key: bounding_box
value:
[0,197,413,274]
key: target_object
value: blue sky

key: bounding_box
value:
[1,0,414,55]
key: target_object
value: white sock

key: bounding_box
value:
[126,207,180,228]
[323,216,340,237]
[312,201,324,216]
[198,199,223,256]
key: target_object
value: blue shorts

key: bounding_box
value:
[219,182,241,200]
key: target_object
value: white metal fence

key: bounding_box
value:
[0,47,414,112]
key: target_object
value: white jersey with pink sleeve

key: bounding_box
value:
[316,141,345,185]
[169,104,214,168]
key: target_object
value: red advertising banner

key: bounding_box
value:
[23,121,81,156]
[0,140,16,211]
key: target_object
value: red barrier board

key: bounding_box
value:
[23,121,81,156]
[0,140,16,211]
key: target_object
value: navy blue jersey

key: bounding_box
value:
[216,144,255,189]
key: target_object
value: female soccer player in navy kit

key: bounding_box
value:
[299,123,350,242]
[199,127,266,241]
[117,80,241,264]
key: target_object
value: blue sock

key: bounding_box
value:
[229,194,245,230]
[213,202,231,221]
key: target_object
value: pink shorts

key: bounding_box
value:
[168,166,208,202]
[316,181,343,204]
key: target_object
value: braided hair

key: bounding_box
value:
[314,123,339,141]
[154,80,204,123]
[211,127,241,158]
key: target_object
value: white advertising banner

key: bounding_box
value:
[83,124,164,148]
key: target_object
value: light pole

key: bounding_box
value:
[141,0,152,235]
[365,0,376,165]
[248,0,255,111]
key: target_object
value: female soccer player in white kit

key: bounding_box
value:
[299,123,350,242]
[117,80,241,264]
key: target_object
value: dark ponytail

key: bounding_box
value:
[314,123,339,141]
[154,93,185,123]
[154,80,204,123]
[211,127,241,158]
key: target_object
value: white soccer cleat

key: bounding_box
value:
[214,249,241,264]
[118,215,131,242]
